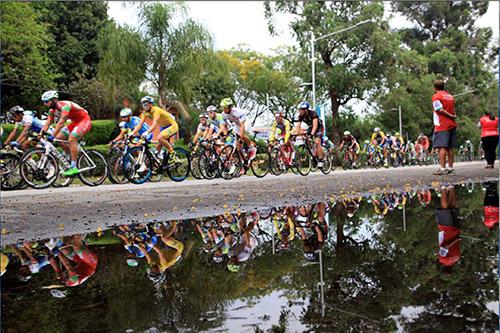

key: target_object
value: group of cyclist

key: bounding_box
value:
[2,92,478,181]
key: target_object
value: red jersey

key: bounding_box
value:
[49,101,90,123]
[432,90,456,132]
[479,116,499,138]
[484,206,499,229]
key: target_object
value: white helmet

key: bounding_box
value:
[41,90,58,103]
[199,113,208,119]
[120,108,132,117]
[466,140,471,144]
[206,105,217,112]
[344,131,351,136]
[374,127,380,132]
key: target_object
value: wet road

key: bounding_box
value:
[1,161,497,244]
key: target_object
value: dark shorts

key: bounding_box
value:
[307,125,324,138]
[433,128,456,149]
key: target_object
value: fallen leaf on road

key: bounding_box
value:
[1,229,7,235]
[58,224,64,230]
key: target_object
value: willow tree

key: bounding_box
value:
[138,2,213,117]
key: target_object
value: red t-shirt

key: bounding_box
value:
[432,90,456,132]
[438,225,461,266]
[484,206,499,229]
[479,116,499,138]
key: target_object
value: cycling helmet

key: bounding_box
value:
[140,96,154,104]
[386,133,391,137]
[466,140,471,144]
[274,111,284,117]
[303,252,318,262]
[213,256,223,264]
[395,132,400,136]
[199,113,208,119]
[41,90,58,103]
[227,263,240,272]
[9,106,24,115]
[147,268,166,284]
[374,127,380,132]
[206,105,217,112]
[343,131,351,136]
[298,101,310,109]
[120,108,132,117]
[364,139,370,144]
[220,97,234,108]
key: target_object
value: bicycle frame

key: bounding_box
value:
[52,138,97,173]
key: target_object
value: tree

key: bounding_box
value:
[32,1,109,85]
[0,2,58,111]
[138,2,212,117]
[375,1,498,144]
[264,1,399,141]
[97,22,147,109]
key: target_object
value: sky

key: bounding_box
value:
[108,1,499,55]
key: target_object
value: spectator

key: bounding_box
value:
[431,80,457,175]
[478,111,499,169]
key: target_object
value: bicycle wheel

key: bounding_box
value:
[123,146,152,184]
[294,145,311,176]
[107,153,128,184]
[190,150,204,180]
[199,149,220,180]
[320,153,332,174]
[250,146,270,178]
[269,148,285,176]
[218,145,241,180]
[166,147,190,182]
[77,149,108,186]
[0,152,23,190]
[20,148,59,189]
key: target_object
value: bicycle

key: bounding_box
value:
[293,134,331,176]
[123,136,190,184]
[197,139,222,180]
[389,146,405,168]
[340,146,358,170]
[0,145,24,190]
[107,135,133,184]
[268,138,295,176]
[188,142,205,180]
[20,136,108,189]
[218,134,270,180]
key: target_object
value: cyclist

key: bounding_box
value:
[293,101,325,167]
[110,108,152,145]
[206,105,225,130]
[219,97,257,166]
[371,127,388,166]
[269,111,292,159]
[415,133,430,153]
[4,106,53,149]
[192,113,218,148]
[392,132,405,151]
[131,96,178,157]
[463,140,474,160]
[339,131,360,166]
[40,90,92,177]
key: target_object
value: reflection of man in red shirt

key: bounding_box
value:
[436,185,460,267]
[431,80,457,175]
[483,181,499,229]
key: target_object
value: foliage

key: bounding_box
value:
[32,1,109,85]
[63,78,115,120]
[0,2,58,111]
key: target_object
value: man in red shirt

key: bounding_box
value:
[431,80,457,175]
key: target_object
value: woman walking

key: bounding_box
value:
[478,111,499,168]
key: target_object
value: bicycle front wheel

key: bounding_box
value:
[294,145,311,176]
[0,152,23,190]
[78,149,108,186]
[20,149,59,189]
[250,146,270,178]
[218,145,241,180]
[107,153,129,184]
[166,147,190,182]
[199,149,220,180]
[190,150,204,180]
[123,146,152,184]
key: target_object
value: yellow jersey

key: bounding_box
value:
[269,119,291,142]
[371,130,386,143]
[141,106,177,128]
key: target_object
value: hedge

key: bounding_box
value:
[1,119,118,146]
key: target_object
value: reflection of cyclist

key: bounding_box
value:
[436,185,460,267]
[272,206,296,249]
[227,212,260,272]
[372,194,390,218]
[483,181,499,229]
[10,242,50,282]
[114,224,158,266]
[342,197,362,218]
[296,203,328,261]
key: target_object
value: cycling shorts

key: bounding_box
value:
[61,116,92,140]
[160,122,179,139]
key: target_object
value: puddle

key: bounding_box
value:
[1,181,498,332]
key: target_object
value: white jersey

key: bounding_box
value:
[14,111,46,133]
[221,107,246,126]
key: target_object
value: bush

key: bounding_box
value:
[1,120,118,146]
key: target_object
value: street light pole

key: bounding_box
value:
[309,19,371,135]
[398,105,402,135]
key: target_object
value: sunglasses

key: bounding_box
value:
[141,102,148,107]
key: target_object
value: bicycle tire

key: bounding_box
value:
[166,147,190,182]
[78,149,108,186]
[0,152,23,190]
[199,149,220,180]
[218,145,241,180]
[294,144,311,176]
[107,153,128,184]
[20,148,59,189]
[250,146,270,178]
[124,146,152,184]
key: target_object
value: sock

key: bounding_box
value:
[70,161,76,168]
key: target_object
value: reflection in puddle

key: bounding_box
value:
[1,182,498,332]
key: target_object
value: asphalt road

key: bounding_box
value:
[1,161,497,245]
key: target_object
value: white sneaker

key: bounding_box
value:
[229,164,236,174]
[137,163,148,173]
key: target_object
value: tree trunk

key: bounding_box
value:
[329,89,341,143]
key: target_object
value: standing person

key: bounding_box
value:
[478,111,499,168]
[431,80,457,175]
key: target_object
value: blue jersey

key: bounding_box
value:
[14,111,47,133]
[119,116,152,139]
